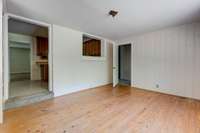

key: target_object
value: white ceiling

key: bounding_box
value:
[6,0,200,40]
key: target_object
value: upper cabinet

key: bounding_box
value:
[83,39,101,56]
[36,37,48,57]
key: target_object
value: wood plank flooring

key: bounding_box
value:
[0,85,200,133]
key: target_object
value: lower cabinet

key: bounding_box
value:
[40,64,48,82]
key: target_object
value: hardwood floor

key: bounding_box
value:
[1,85,200,133]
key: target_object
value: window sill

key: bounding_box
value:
[82,56,106,61]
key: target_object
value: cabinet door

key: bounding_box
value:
[40,64,48,82]
[37,37,48,56]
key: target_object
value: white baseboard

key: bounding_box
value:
[54,82,111,97]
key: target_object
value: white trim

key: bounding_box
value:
[30,40,33,81]
[3,14,9,100]
[82,56,106,61]
[0,0,3,123]
[3,13,54,101]
[112,42,118,87]
[6,13,51,28]
[2,0,7,14]
[48,22,53,92]
[83,32,113,43]
[131,43,134,87]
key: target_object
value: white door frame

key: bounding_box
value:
[3,13,53,101]
[114,43,133,87]
[112,42,118,87]
[0,0,3,123]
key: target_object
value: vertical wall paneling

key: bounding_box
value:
[118,23,200,99]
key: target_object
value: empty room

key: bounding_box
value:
[0,0,200,133]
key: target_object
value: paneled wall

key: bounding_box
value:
[118,23,200,99]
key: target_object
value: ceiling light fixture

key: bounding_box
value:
[109,10,118,18]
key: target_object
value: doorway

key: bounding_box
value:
[118,44,131,86]
[113,43,132,87]
[8,18,49,99]
[3,14,53,109]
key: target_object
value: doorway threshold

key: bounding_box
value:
[119,79,131,86]
[4,91,54,110]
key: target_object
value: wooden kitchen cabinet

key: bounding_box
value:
[36,60,48,82]
[83,39,101,56]
[36,37,49,82]
[37,37,48,57]
[40,64,48,82]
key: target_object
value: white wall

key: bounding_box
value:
[53,25,113,97]
[0,0,3,123]
[118,23,200,100]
